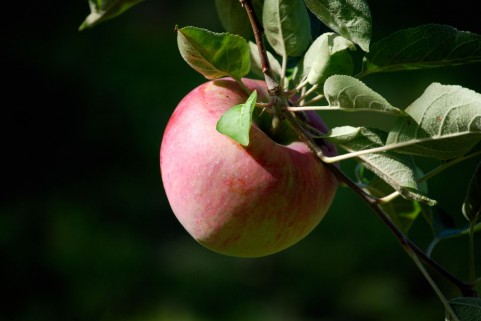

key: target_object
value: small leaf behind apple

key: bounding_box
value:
[216,91,258,146]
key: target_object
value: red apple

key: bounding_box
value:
[160,78,338,257]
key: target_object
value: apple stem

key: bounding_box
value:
[239,0,280,94]
[239,0,283,130]
[240,0,478,299]
[234,77,252,96]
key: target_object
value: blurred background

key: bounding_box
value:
[2,1,480,320]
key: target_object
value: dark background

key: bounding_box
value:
[2,1,481,320]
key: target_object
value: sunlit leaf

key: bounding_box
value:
[324,75,407,115]
[176,26,251,80]
[363,24,481,75]
[357,166,424,233]
[216,91,258,146]
[263,0,312,57]
[447,297,481,321]
[79,0,143,30]
[298,33,355,85]
[325,126,436,205]
[304,0,371,52]
[386,83,481,160]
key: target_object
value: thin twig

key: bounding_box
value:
[408,249,461,321]
[239,0,283,130]
[240,0,477,298]
[239,0,280,96]
[284,111,478,297]
[293,84,319,105]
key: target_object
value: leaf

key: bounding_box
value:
[431,209,472,241]
[326,125,361,141]
[357,166,424,233]
[304,0,371,52]
[216,91,258,146]
[323,75,407,116]
[248,41,282,79]
[325,126,436,205]
[299,32,355,85]
[386,83,481,160]
[215,0,252,39]
[79,0,143,30]
[426,208,481,256]
[176,26,251,80]
[263,0,312,57]
[363,24,481,75]
[215,0,264,38]
[462,162,481,223]
[447,297,481,321]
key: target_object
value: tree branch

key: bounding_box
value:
[240,0,477,298]
[239,0,280,96]
[284,111,478,298]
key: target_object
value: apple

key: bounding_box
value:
[160,77,338,257]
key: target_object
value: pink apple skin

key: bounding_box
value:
[160,78,337,257]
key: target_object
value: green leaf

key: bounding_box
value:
[432,209,471,240]
[248,41,282,80]
[215,0,251,39]
[363,24,481,75]
[304,0,371,52]
[79,0,143,30]
[325,126,436,205]
[298,32,355,85]
[462,162,481,223]
[385,83,481,160]
[215,0,264,38]
[357,166,423,233]
[323,75,407,116]
[176,26,251,80]
[216,91,258,146]
[426,208,481,256]
[263,0,312,57]
[447,297,481,321]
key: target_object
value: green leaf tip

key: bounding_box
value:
[79,0,144,30]
[216,90,258,146]
[304,0,372,52]
[263,0,312,57]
